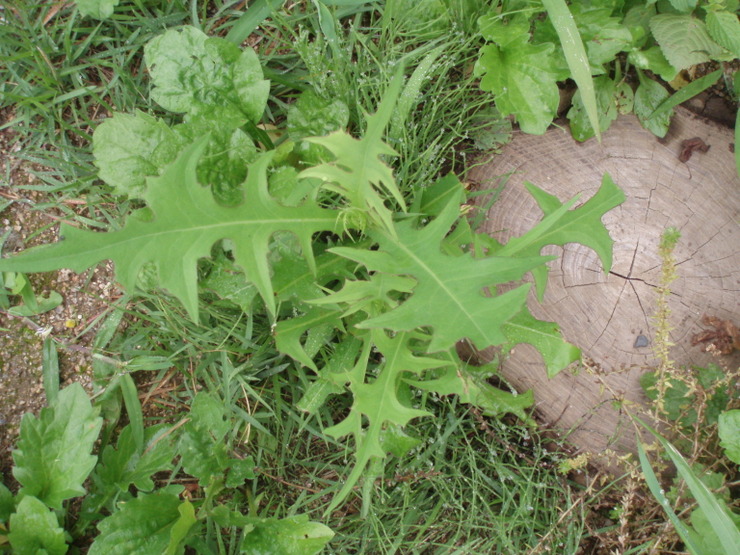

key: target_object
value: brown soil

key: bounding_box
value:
[0,115,119,479]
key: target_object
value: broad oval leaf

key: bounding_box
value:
[89,491,196,555]
[12,383,102,510]
[475,40,560,135]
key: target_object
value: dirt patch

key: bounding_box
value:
[0,117,119,478]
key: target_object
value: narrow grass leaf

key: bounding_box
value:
[655,437,740,554]
[120,373,144,453]
[225,0,284,44]
[541,0,600,141]
[42,337,59,405]
[648,69,722,121]
[639,419,740,555]
[637,440,702,554]
[391,44,445,137]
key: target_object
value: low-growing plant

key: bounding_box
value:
[475,0,739,140]
[0,13,626,527]
[634,228,740,554]
[0,376,334,554]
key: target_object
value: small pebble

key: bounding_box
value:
[634,334,649,348]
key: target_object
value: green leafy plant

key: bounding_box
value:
[635,227,740,554]
[638,422,740,555]
[475,0,739,139]
[0,271,61,318]
[0,18,627,519]
[0,380,333,554]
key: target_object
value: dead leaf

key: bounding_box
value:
[691,314,740,355]
[679,137,710,163]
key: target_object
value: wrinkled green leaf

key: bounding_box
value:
[89,491,195,555]
[8,496,67,555]
[76,0,119,19]
[93,111,184,198]
[650,15,729,70]
[634,77,672,137]
[12,383,102,510]
[475,39,560,134]
[173,118,258,205]
[478,13,531,48]
[568,76,618,142]
[0,140,340,320]
[334,191,548,353]
[287,90,349,165]
[667,0,698,12]
[144,26,269,123]
[706,10,740,57]
[718,410,740,464]
[93,109,258,202]
[241,514,334,555]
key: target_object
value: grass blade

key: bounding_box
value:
[638,419,740,555]
[42,337,60,405]
[648,69,722,121]
[637,440,703,554]
[120,373,144,452]
[541,0,600,141]
[225,0,284,45]
[656,438,740,554]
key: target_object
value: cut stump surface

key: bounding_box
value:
[467,107,740,466]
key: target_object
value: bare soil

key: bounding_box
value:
[0,115,118,479]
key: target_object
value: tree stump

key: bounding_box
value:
[467,107,740,468]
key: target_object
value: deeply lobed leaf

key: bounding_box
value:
[333,190,550,353]
[325,329,445,509]
[0,140,340,320]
